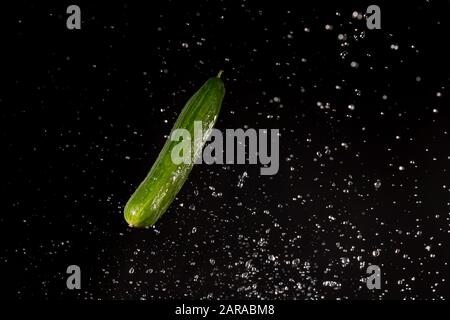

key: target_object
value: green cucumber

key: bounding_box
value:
[124,71,225,228]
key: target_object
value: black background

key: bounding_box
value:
[2,0,449,299]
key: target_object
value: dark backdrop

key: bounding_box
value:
[2,0,449,299]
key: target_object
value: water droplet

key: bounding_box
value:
[237,171,248,188]
[340,257,350,267]
[374,180,382,189]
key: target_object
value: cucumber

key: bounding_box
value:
[124,71,225,228]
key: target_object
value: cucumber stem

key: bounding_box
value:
[217,70,224,78]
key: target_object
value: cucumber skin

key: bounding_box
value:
[124,76,225,227]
